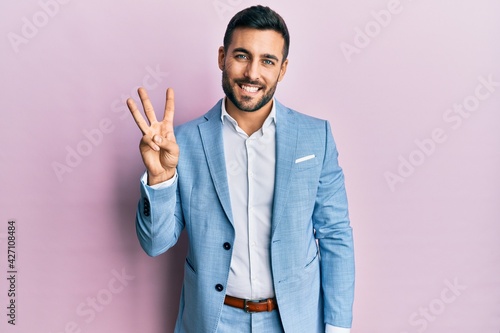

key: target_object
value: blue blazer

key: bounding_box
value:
[136,99,354,333]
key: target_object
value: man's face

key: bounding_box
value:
[218,28,288,112]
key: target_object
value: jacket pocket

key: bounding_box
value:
[185,258,196,274]
[295,156,319,171]
[304,251,319,269]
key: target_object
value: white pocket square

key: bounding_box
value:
[295,154,315,163]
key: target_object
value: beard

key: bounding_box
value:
[221,68,278,112]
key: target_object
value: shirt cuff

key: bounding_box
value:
[140,170,177,189]
[325,324,350,333]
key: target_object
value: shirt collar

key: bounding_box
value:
[220,97,277,129]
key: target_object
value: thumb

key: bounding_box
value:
[152,134,178,154]
[153,134,163,145]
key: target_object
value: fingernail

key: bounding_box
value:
[154,136,162,144]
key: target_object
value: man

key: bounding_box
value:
[127,5,354,333]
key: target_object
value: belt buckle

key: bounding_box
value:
[243,299,258,313]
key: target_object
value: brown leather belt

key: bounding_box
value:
[224,295,278,313]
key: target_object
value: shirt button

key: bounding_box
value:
[223,242,231,250]
[215,284,224,292]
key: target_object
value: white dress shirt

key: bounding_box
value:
[221,98,276,300]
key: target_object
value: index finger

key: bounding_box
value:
[162,88,175,129]
[127,97,150,135]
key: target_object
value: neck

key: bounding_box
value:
[225,98,273,136]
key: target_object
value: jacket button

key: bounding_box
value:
[223,242,231,250]
[143,198,150,216]
[215,284,224,292]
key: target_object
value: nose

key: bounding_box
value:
[244,59,260,81]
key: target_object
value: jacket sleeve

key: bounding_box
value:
[136,171,185,257]
[313,121,355,328]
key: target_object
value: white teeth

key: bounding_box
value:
[241,85,259,93]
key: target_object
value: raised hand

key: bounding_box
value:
[127,87,179,185]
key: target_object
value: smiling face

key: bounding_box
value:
[218,28,288,113]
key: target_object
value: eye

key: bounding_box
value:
[235,54,248,60]
[263,59,275,66]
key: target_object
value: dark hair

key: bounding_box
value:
[223,5,290,61]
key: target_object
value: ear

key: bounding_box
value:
[277,58,289,82]
[218,46,225,70]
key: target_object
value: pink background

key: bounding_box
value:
[1,1,499,332]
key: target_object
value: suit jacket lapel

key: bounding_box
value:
[272,101,298,236]
[196,99,297,231]
[198,100,234,225]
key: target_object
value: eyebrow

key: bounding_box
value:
[232,47,280,62]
